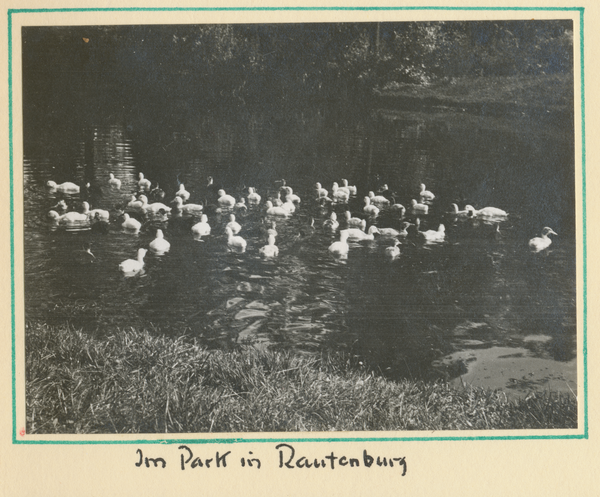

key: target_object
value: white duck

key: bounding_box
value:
[121,213,142,231]
[217,189,236,209]
[139,195,172,214]
[450,203,471,218]
[331,182,350,203]
[419,223,446,243]
[315,182,328,199]
[176,184,191,202]
[281,199,296,214]
[225,226,247,253]
[411,199,429,216]
[285,187,301,204]
[368,226,401,237]
[47,210,64,223]
[265,200,290,217]
[127,195,144,211]
[119,248,147,275]
[363,197,380,216]
[328,230,350,258]
[173,196,204,215]
[419,183,435,202]
[226,214,242,234]
[529,227,557,252]
[323,212,340,231]
[149,229,170,254]
[191,215,211,237]
[259,235,279,258]
[341,179,357,196]
[82,202,110,222]
[346,228,375,241]
[368,191,390,207]
[108,173,121,189]
[138,173,152,190]
[465,205,508,220]
[247,187,261,205]
[59,210,89,225]
[344,211,366,230]
[46,181,80,194]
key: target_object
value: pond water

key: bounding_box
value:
[23,96,577,399]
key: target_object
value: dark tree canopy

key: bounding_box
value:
[23,20,573,117]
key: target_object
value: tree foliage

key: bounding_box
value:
[23,20,573,109]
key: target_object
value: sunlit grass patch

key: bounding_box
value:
[375,73,573,112]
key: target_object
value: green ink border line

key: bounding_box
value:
[9,6,587,445]
[6,6,587,12]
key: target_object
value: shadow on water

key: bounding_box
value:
[347,215,576,388]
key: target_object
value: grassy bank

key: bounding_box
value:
[374,74,574,113]
[26,323,577,434]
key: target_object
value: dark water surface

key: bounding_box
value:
[23,98,577,398]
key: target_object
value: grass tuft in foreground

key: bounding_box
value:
[26,323,577,433]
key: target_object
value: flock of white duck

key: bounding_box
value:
[45,173,558,276]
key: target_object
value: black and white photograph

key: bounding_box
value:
[20,17,579,436]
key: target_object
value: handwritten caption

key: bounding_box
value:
[135,443,407,474]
